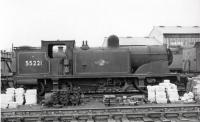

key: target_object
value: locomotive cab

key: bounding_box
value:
[41,40,75,75]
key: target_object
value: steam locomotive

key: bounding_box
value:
[12,35,185,100]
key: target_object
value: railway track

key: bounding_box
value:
[1,103,200,122]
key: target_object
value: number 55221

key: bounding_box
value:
[25,60,42,66]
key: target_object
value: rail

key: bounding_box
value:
[1,103,200,122]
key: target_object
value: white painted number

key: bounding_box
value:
[33,61,36,66]
[25,60,42,66]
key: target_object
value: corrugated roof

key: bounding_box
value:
[103,37,162,47]
[150,26,200,34]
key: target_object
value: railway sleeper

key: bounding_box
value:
[2,105,200,122]
[2,111,200,122]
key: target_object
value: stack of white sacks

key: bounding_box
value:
[147,86,156,103]
[15,88,25,105]
[193,79,200,102]
[155,85,167,103]
[1,88,37,109]
[147,80,179,103]
[1,94,9,109]
[25,89,37,105]
[6,88,18,108]
[160,80,179,103]
[181,92,194,102]
[1,88,18,109]
[1,88,15,109]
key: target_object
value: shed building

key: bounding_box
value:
[149,26,200,48]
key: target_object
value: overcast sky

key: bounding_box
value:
[0,0,200,51]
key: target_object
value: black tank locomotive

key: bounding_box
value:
[14,35,182,97]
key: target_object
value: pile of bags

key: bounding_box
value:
[160,80,179,103]
[1,88,19,109]
[192,78,200,102]
[155,85,167,103]
[180,92,194,103]
[1,88,37,109]
[1,88,15,109]
[25,89,37,105]
[147,86,156,103]
[15,88,25,105]
[147,80,180,104]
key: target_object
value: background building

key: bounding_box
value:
[149,26,200,48]
[149,26,200,72]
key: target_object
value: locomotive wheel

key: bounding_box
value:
[38,82,45,96]
[70,92,81,106]
[52,92,60,105]
[122,81,134,92]
[59,91,70,105]
[70,87,82,105]
[62,82,73,91]
[132,80,147,94]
